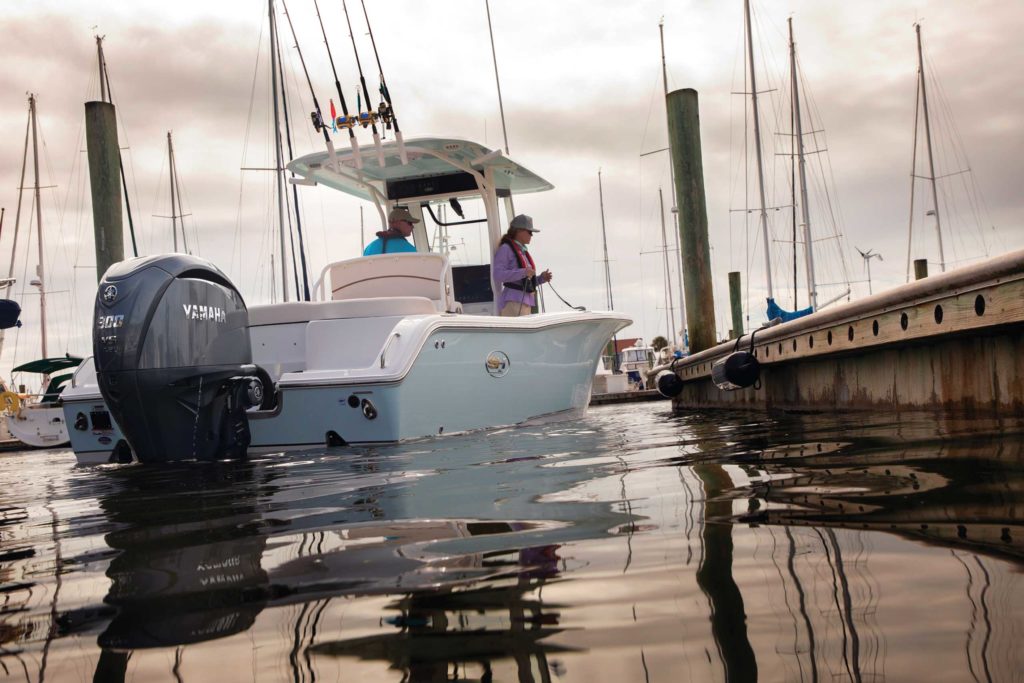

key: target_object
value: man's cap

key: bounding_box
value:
[510,214,539,233]
[388,206,420,224]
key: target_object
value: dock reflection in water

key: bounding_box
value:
[0,407,1021,681]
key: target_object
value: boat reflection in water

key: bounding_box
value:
[3,408,1022,681]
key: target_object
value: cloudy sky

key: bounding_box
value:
[1,0,1021,378]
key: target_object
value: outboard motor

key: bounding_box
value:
[711,328,762,391]
[93,255,264,462]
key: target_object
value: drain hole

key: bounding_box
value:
[900,312,909,331]
[872,320,879,336]
[934,304,944,324]
[827,331,833,346]
[847,326,854,342]
[974,294,985,316]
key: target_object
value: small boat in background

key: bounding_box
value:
[2,356,81,448]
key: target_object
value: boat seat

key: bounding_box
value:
[315,253,461,313]
[248,296,435,327]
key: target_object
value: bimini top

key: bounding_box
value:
[287,137,553,203]
[13,355,83,375]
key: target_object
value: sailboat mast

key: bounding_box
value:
[0,105,31,361]
[658,187,677,345]
[905,72,921,282]
[659,18,686,345]
[916,23,945,273]
[789,18,817,310]
[168,132,190,254]
[96,37,107,103]
[743,0,774,299]
[167,132,178,252]
[598,170,613,310]
[30,94,47,358]
[269,0,289,301]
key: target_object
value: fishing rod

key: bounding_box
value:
[312,0,362,169]
[280,0,339,168]
[359,0,407,164]
[341,0,385,167]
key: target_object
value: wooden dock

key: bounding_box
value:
[654,248,1024,415]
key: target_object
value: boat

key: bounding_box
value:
[3,356,81,448]
[91,137,630,462]
[618,340,657,389]
[60,357,129,463]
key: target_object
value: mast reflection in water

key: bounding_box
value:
[0,407,1021,681]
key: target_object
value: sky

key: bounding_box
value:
[1,0,1022,379]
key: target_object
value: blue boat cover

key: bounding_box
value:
[765,297,813,323]
[0,299,21,329]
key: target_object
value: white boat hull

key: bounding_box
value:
[249,314,625,449]
[4,404,69,448]
[59,358,130,464]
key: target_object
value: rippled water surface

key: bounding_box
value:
[2,405,1022,682]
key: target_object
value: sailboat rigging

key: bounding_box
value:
[1,94,80,448]
[737,3,850,323]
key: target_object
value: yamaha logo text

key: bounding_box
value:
[183,304,227,323]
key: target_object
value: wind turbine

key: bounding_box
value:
[856,247,883,295]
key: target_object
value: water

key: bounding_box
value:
[1,405,1022,682]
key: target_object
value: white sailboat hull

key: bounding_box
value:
[4,405,69,449]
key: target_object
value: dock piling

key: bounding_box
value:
[914,259,929,280]
[728,271,743,339]
[667,89,716,353]
[85,101,124,282]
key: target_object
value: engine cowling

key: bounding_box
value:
[93,255,262,462]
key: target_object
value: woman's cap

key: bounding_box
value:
[510,214,539,233]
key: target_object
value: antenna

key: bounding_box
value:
[484,0,510,156]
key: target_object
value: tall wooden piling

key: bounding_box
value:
[85,101,124,282]
[728,271,743,339]
[914,258,928,280]
[667,89,716,353]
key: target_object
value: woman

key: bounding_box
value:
[492,214,552,317]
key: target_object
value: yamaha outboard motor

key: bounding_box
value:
[93,255,264,462]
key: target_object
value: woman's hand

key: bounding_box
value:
[524,267,536,278]
[539,269,552,283]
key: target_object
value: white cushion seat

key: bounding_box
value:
[318,253,461,313]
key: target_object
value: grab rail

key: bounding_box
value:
[380,332,401,369]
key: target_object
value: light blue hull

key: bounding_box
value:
[250,317,624,449]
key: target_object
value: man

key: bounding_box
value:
[363,206,419,255]
[492,214,553,317]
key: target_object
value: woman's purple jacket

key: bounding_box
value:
[492,242,536,309]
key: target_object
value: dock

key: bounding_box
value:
[654,248,1024,415]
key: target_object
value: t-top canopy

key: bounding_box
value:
[13,355,84,375]
[287,137,554,203]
